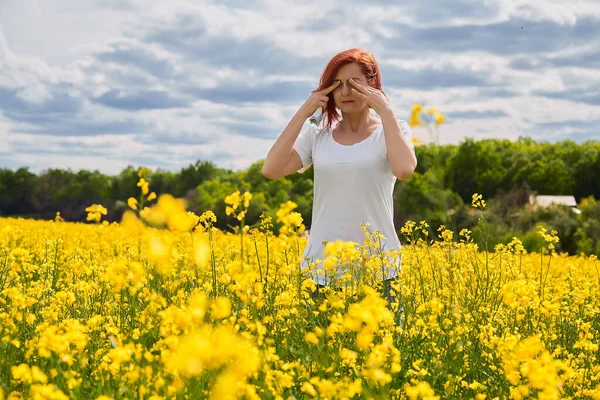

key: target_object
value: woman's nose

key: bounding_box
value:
[341,82,351,95]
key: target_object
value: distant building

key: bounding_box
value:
[529,195,581,214]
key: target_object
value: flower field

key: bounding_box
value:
[1,174,599,399]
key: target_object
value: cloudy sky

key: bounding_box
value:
[1,0,599,175]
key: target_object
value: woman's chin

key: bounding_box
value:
[337,103,367,113]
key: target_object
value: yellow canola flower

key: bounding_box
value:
[2,187,600,398]
[140,194,187,230]
[32,320,89,362]
[120,210,145,235]
[499,335,567,399]
[85,204,108,223]
[30,384,69,400]
[305,332,319,345]
[168,211,200,232]
[211,297,231,319]
[137,167,149,178]
[276,200,305,234]
[166,324,261,400]
[103,259,146,294]
[127,197,138,210]
[11,364,48,384]
[356,326,374,350]
[147,232,175,275]
[194,235,211,266]
[412,136,423,146]
[409,103,425,127]
[225,190,252,221]
[224,191,241,210]
[137,178,149,195]
[340,286,394,350]
[301,382,318,397]
[471,193,486,209]
[199,210,217,228]
[426,107,446,125]
[242,191,252,208]
[405,381,440,400]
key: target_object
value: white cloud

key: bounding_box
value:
[0,0,599,174]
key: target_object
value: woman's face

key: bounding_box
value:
[331,62,370,112]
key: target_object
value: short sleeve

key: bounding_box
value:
[293,124,316,173]
[398,119,415,150]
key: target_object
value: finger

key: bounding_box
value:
[351,78,377,94]
[348,78,367,93]
[320,80,341,95]
[351,88,367,99]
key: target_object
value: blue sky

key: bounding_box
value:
[0,0,599,174]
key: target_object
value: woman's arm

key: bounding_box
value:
[380,109,418,180]
[261,111,306,180]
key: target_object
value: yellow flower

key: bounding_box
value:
[147,233,173,275]
[305,332,319,345]
[166,325,261,399]
[301,382,317,397]
[141,194,186,228]
[426,107,445,125]
[120,210,145,234]
[137,178,149,195]
[30,384,69,400]
[236,210,246,221]
[147,192,157,201]
[85,204,108,223]
[224,191,252,222]
[103,260,146,294]
[405,381,439,400]
[409,103,425,127]
[127,197,138,210]
[471,193,486,209]
[224,191,241,209]
[211,297,231,319]
[242,191,252,208]
[3,171,600,399]
[194,237,210,266]
[168,211,199,232]
[412,136,423,146]
[199,211,217,228]
[137,167,149,178]
[356,326,374,350]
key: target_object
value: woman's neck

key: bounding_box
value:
[339,111,379,133]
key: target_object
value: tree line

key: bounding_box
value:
[1,137,599,256]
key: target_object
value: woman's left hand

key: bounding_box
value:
[348,78,393,115]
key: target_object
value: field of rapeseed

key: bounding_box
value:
[1,170,599,399]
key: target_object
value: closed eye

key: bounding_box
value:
[332,78,363,86]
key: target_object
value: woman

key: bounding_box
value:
[262,48,417,300]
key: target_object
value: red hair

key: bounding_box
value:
[315,48,385,129]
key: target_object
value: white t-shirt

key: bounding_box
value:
[293,118,415,286]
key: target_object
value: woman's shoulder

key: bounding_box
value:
[305,123,332,140]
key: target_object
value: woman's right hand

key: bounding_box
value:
[298,80,341,119]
